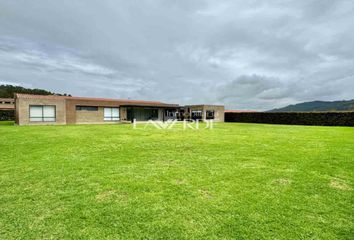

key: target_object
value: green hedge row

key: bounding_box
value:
[225,112,354,126]
[0,110,14,121]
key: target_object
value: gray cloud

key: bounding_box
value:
[0,0,353,110]
[0,38,115,76]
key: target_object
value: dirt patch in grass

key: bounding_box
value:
[329,178,352,191]
[174,179,187,185]
[240,162,263,169]
[95,190,129,203]
[273,178,291,185]
[198,189,213,199]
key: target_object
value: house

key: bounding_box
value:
[0,98,15,110]
[183,105,225,122]
[14,94,224,125]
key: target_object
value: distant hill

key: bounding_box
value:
[0,84,70,98]
[269,99,354,112]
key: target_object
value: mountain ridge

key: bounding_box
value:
[268,99,354,112]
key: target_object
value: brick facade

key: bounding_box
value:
[184,105,225,122]
[15,94,224,125]
[16,96,66,125]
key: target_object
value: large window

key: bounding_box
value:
[104,107,119,121]
[76,106,98,111]
[165,109,176,117]
[29,105,56,122]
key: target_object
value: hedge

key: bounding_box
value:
[0,110,15,121]
[225,112,354,126]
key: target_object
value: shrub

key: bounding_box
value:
[225,112,354,126]
[0,110,14,121]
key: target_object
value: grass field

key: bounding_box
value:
[0,121,353,239]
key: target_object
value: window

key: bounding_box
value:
[165,110,176,117]
[206,110,215,119]
[29,105,56,122]
[76,106,98,111]
[191,110,202,120]
[191,110,202,117]
[104,107,119,121]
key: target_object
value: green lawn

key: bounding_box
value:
[0,122,353,239]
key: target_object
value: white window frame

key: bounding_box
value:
[104,107,120,121]
[29,105,56,122]
[191,110,202,117]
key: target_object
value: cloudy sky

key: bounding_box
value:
[0,0,353,110]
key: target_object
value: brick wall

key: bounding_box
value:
[75,107,120,124]
[16,98,66,125]
[66,99,121,124]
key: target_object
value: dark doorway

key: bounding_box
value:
[126,107,159,121]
